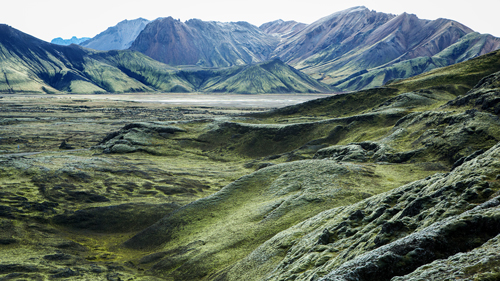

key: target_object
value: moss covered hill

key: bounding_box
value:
[1,50,500,280]
[0,25,328,94]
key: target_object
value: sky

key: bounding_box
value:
[1,0,499,42]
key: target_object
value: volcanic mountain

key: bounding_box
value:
[80,18,150,51]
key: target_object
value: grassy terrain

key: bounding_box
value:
[1,47,500,280]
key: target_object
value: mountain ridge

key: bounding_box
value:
[123,6,500,91]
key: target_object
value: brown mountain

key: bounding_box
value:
[271,7,396,66]
[129,17,279,67]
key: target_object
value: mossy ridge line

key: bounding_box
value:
[220,142,500,281]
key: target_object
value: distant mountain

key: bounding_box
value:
[271,6,500,90]
[0,25,327,94]
[51,36,90,45]
[80,18,150,50]
[4,6,500,93]
[129,17,279,67]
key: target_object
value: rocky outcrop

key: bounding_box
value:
[96,122,186,154]
[221,142,500,281]
[446,70,500,114]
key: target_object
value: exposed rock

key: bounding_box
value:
[314,141,387,162]
[97,122,186,154]
[446,70,500,115]
[58,139,74,150]
[220,141,500,281]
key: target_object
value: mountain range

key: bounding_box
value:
[0,24,326,94]
[60,6,500,92]
[2,6,500,94]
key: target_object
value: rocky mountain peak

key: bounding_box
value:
[79,17,150,50]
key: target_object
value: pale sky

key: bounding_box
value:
[1,0,499,42]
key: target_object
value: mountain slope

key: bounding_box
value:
[80,18,150,50]
[333,32,500,91]
[272,6,396,66]
[0,24,174,94]
[259,19,307,40]
[129,17,279,67]
[203,59,330,93]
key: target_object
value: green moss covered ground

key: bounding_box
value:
[1,50,500,280]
